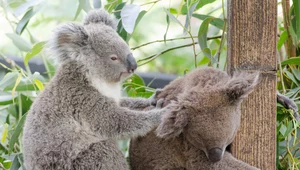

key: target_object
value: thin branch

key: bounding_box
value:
[140,0,161,6]
[216,0,227,68]
[131,35,221,50]
[137,42,198,66]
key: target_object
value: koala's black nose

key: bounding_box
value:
[126,53,137,73]
[208,148,223,162]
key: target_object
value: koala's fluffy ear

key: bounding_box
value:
[156,101,188,139]
[225,72,260,101]
[83,9,117,29]
[49,23,89,62]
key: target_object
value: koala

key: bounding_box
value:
[129,67,260,170]
[22,9,172,170]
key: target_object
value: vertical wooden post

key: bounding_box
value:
[227,0,277,169]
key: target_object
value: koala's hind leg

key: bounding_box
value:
[72,141,128,170]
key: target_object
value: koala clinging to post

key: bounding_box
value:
[22,9,172,170]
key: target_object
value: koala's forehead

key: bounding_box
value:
[84,24,130,55]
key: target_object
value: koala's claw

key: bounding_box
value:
[277,92,300,121]
[150,88,164,106]
[156,98,165,109]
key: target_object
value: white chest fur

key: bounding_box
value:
[90,78,121,104]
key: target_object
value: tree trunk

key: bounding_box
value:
[227,0,277,169]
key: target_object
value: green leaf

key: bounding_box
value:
[0,93,17,105]
[277,30,288,50]
[285,70,300,86]
[33,79,44,91]
[121,4,141,34]
[0,72,19,91]
[123,74,147,97]
[169,8,177,14]
[74,4,82,20]
[10,154,21,170]
[11,74,22,101]
[1,123,8,143]
[291,68,300,81]
[93,0,101,8]
[164,13,170,44]
[196,0,216,9]
[279,124,287,137]
[198,56,210,66]
[6,33,32,52]
[114,2,126,19]
[14,0,43,17]
[78,0,92,13]
[281,57,300,66]
[184,1,199,32]
[164,8,183,27]
[24,41,46,66]
[9,113,28,153]
[16,5,41,35]
[198,17,218,63]
[192,14,224,30]
[3,83,36,91]
[293,0,300,39]
[288,24,298,47]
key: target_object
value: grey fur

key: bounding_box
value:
[83,9,117,29]
[22,9,171,170]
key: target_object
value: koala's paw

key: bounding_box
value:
[149,88,164,106]
[156,98,165,108]
[277,92,300,121]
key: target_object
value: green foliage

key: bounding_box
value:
[0,0,298,169]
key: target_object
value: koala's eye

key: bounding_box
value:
[111,56,118,61]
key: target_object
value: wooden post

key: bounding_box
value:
[227,0,277,169]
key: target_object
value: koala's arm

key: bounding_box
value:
[120,89,163,110]
[84,96,167,139]
[120,97,152,110]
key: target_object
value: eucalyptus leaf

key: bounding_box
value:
[6,33,32,52]
[164,8,183,27]
[281,57,300,66]
[0,72,19,91]
[78,0,92,13]
[24,41,46,66]
[14,0,43,17]
[10,154,21,170]
[121,5,141,34]
[9,113,28,153]
[293,0,300,39]
[164,13,170,44]
[184,1,199,33]
[277,30,288,50]
[16,5,42,35]
[198,17,218,63]
[192,14,224,30]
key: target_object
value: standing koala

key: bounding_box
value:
[22,9,170,170]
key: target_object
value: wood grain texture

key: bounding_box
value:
[227,0,277,169]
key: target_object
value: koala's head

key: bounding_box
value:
[49,9,137,83]
[156,71,259,162]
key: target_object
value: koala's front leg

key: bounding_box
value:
[84,97,170,139]
[120,89,163,110]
